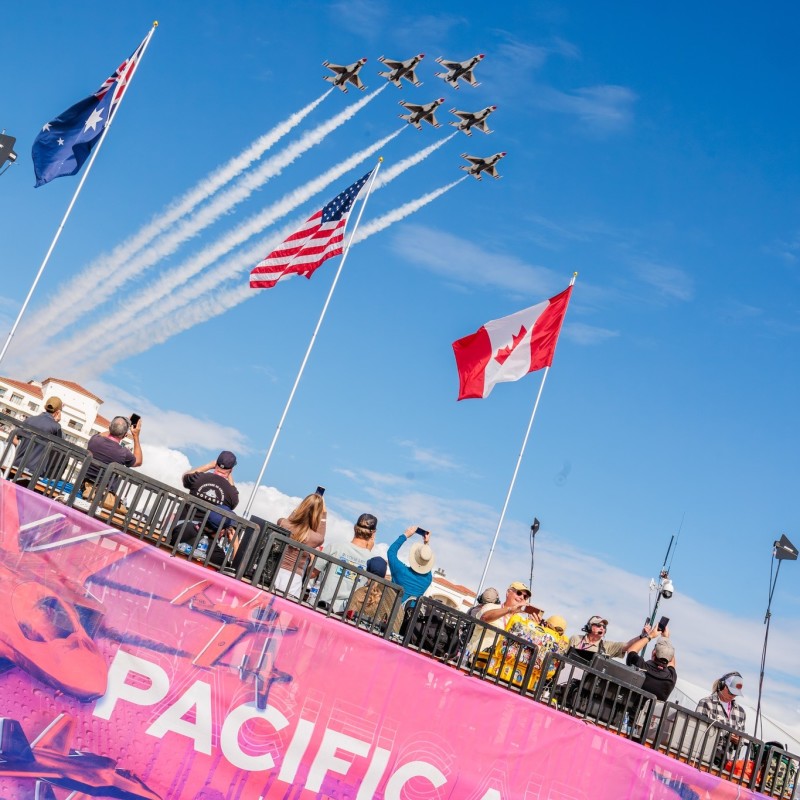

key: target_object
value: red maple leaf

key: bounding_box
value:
[494,325,527,365]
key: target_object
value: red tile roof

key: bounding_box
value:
[0,377,43,399]
[432,575,476,598]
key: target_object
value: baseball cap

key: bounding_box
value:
[216,451,237,469]
[545,615,568,634]
[724,673,744,696]
[45,396,63,413]
[653,640,675,663]
[509,581,531,596]
[588,615,609,627]
[479,587,500,604]
[366,556,387,578]
[356,513,378,531]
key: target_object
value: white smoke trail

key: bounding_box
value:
[18,91,333,344]
[82,179,464,374]
[50,128,405,374]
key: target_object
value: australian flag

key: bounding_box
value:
[31,35,148,187]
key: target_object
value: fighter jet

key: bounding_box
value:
[398,98,446,130]
[377,54,425,88]
[459,152,507,181]
[322,58,368,93]
[0,713,162,800]
[449,105,497,136]
[0,499,122,701]
[435,54,485,89]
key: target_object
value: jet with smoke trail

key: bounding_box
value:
[16,91,333,348]
[39,127,411,376]
[74,179,466,375]
[46,132,457,375]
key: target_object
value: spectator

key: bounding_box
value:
[172,451,240,562]
[467,587,500,619]
[316,513,376,613]
[88,415,143,471]
[274,493,327,598]
[387,526,436,604]
[569,615,642,658]
[466,582,534,660]
[12,396,63,478]
[344,556,400,633]
[625,624,677,701]
[696,672,746,732]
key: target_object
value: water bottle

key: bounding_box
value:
[623,712,632,736]
[193,535,210,559]
[307,583,320,605]
[177,542,193,556]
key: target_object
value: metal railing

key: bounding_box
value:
[1,417,797,795]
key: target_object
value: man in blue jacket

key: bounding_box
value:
[387,525,436,602]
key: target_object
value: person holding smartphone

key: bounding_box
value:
[624,622,677,701]
[386,525,436,604]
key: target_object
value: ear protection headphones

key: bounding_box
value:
[716,671,742,693]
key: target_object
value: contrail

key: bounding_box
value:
[82,179,464,374]
[51,127,405,374]
[354,177,466,240]
[17,91,333,345]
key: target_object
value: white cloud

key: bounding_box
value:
[564,322,619,345]
[631,259,694,301]
[534,84,637,133]
[398,439,459,471]
[390,224,563,297]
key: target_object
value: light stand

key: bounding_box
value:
[528,517,540,591]
[754,534,797,739]
[0,132,17,176]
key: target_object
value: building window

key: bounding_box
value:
[27,401,39,412]
[0,387,6,397]
[10,393,23,404]
[64,433,79,445]
[67,419,83,432]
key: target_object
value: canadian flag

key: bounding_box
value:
[452,286,573,400]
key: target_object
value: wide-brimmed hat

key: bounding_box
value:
[409,542,435,574]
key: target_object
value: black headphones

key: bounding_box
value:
[716,671,742,693]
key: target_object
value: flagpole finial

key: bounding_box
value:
[152,20,159,27]
[378,156,384,162]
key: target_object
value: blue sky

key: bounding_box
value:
[1,2,798,737]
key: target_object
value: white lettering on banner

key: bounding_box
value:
[94,650,452,795]
[355,747,391,800]
[277,718,315,783]
[93,649,169,719]
[146,680,213,753]
[221,703,289,770]
[384,760,447,799]
[306,729,371,791]
[478,791,503,800]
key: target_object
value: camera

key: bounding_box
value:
[660,578,674,599]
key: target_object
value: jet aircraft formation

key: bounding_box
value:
[322,52,505,180]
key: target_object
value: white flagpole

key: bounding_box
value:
[242,159,383,518]
[0,22,158,368]
[476,272,578,596]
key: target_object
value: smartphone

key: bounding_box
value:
[657,615,669,632]
[523,604,544,617]
[130,413,141,427]
[315,486,325,496]
[415,527,428,537]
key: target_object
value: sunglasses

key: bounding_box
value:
[511,589,531,598]
[592,622,606,629]
[553,627,565,634]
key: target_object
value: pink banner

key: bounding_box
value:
[0,481,770,799]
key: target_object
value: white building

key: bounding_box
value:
[0,376,111,447]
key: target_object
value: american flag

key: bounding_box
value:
[250,169,374,289]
